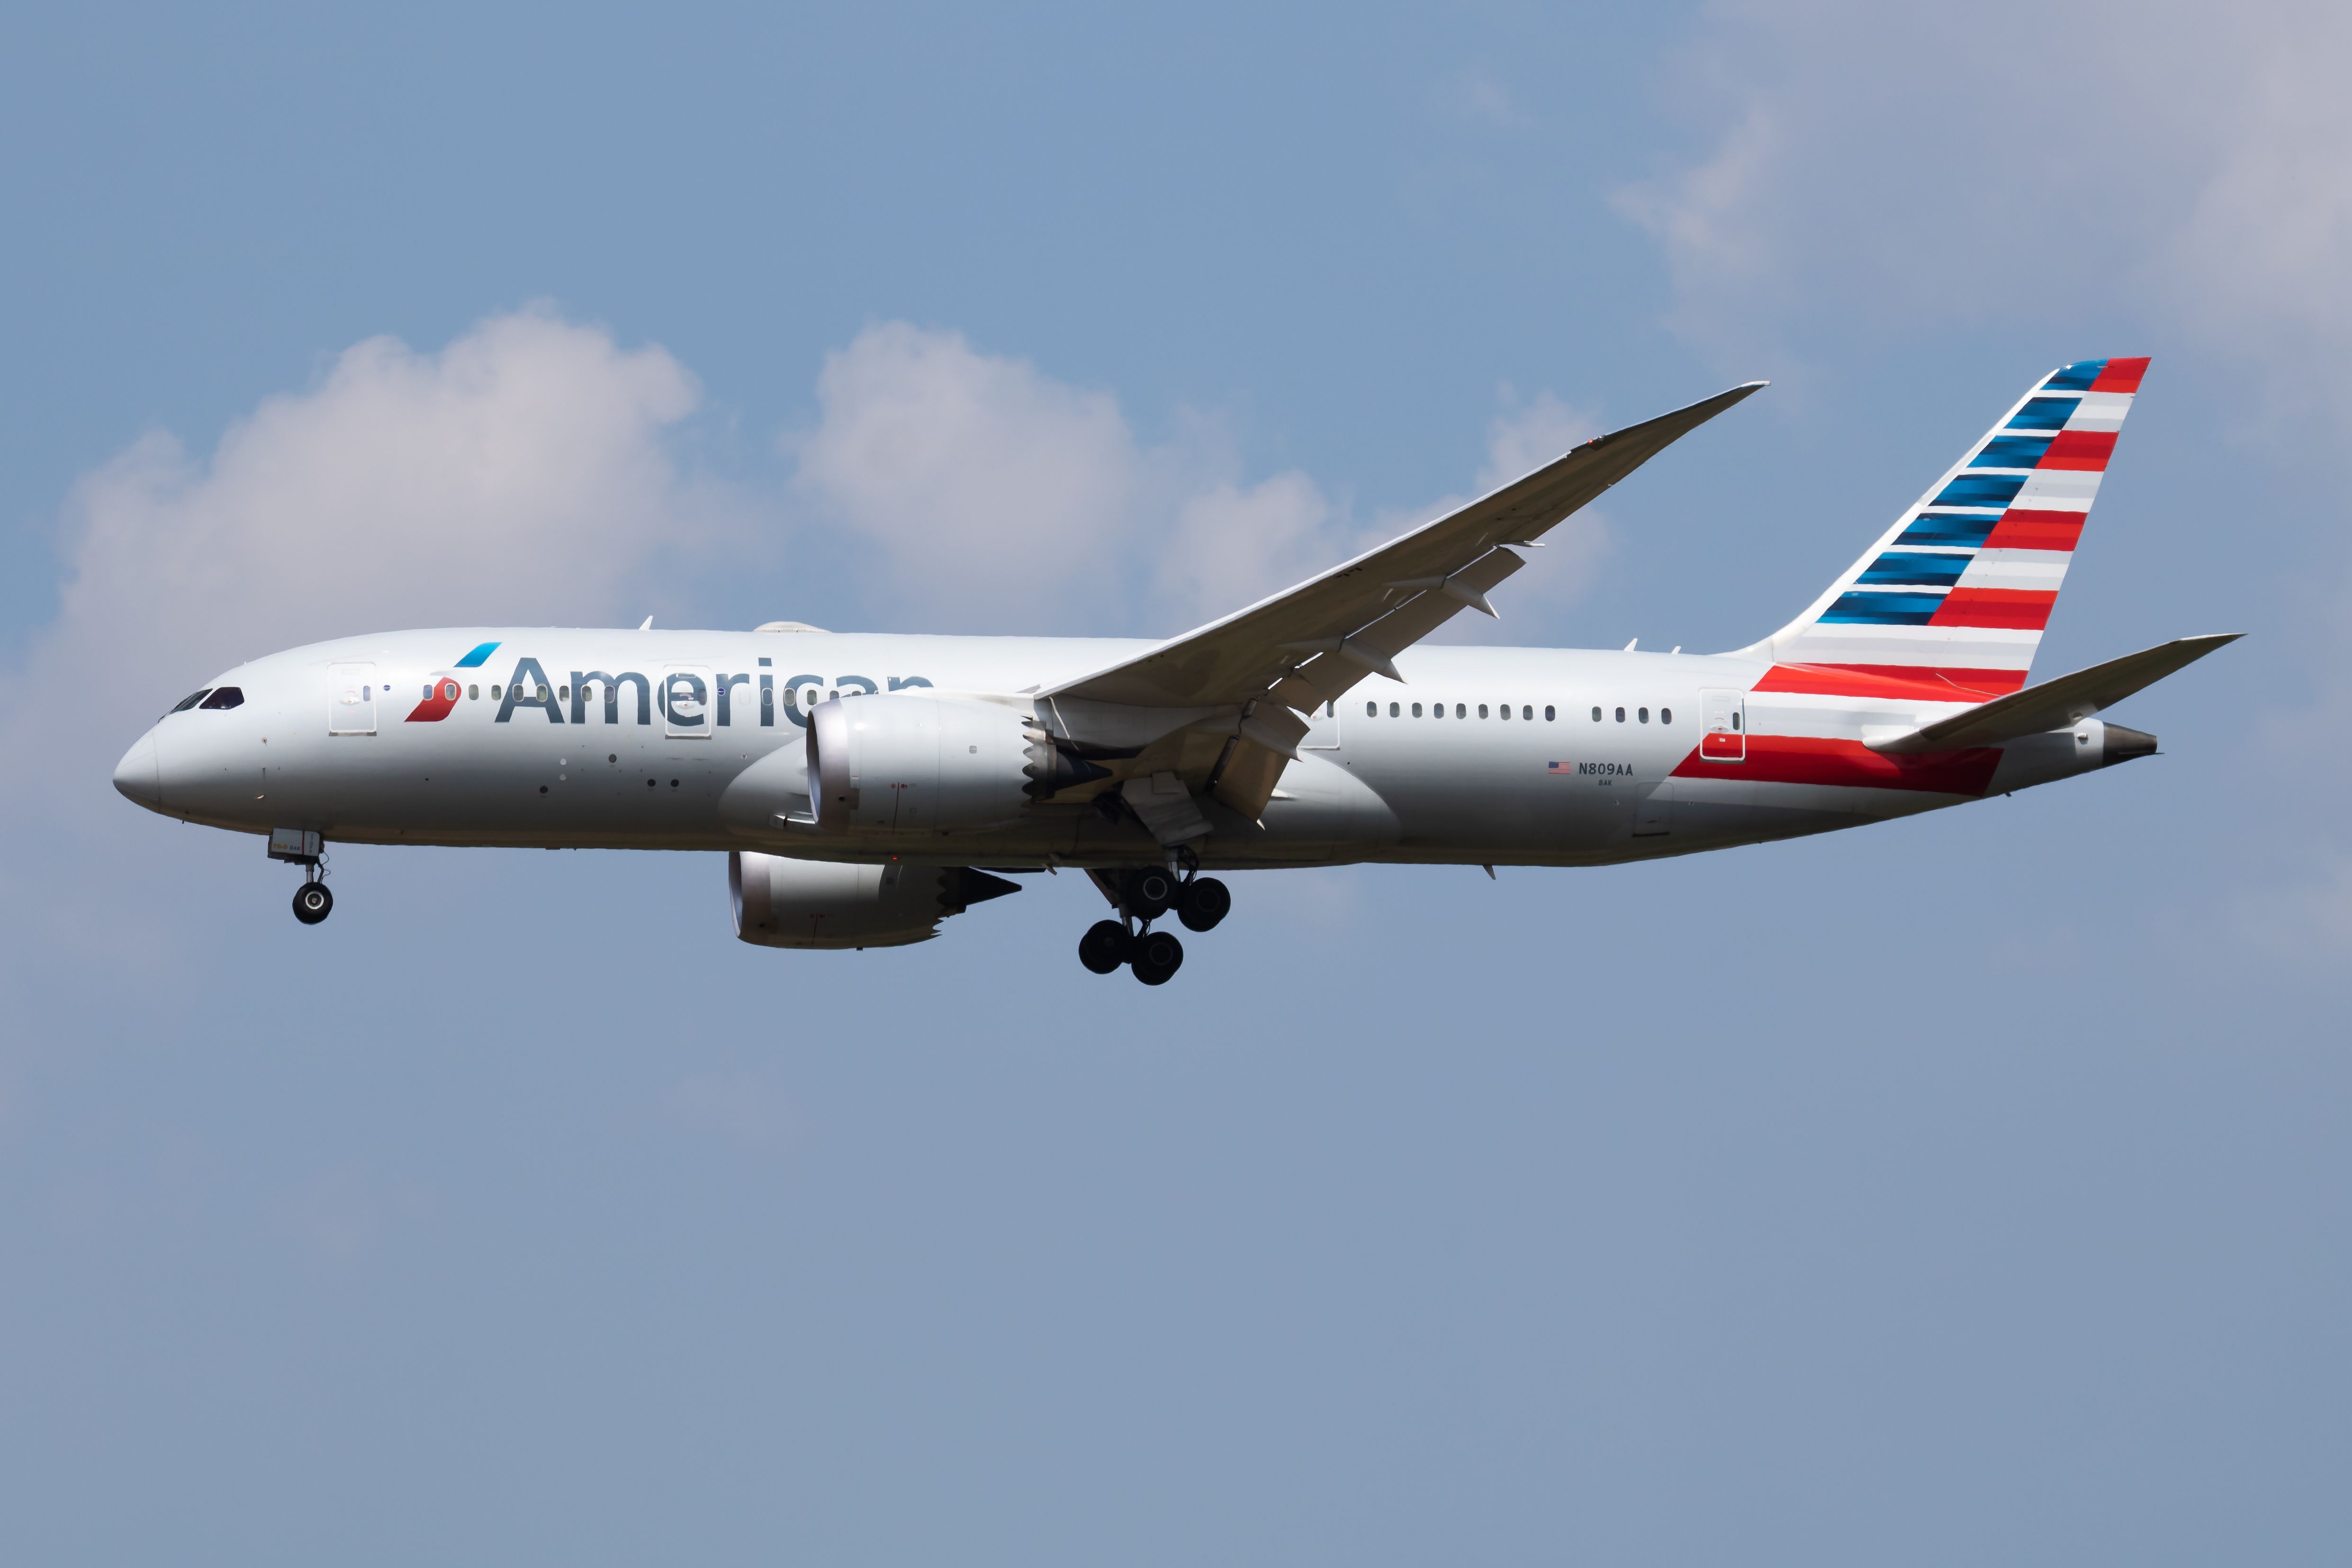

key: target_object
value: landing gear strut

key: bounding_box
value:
[1077,853,1229,982]
[271,829,333,925]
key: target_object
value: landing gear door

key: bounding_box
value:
[329,662,377,735]
[1302,699,1342,750]
[1700,688,1745,762]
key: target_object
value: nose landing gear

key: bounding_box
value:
[1077,853,1229,982]
[292,876,333,925]
[270,828,333,925]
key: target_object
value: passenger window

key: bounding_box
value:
[1455,703,1466,718]
[171,689,211,712]
[1412,703,1423,717]
[198,686,244,710]
[560,685,571,701]
[1590,706,1601,721]
[1523,706,1533,721]
[1434,703,1444,719]
[1366,701,1376,717]
[1614,706,1625,722]
[468,684,478,700]
[1732,712,1742,731]
[1498,703,1509,720]
[1544,706,1555,721]
[492,685,502,699]
[1639,707,1649,723]
[1389,702,1399,717]
[1478,704,1489,719]
[1661,707,1672,724]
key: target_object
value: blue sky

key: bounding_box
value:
[4,4,2349,1564]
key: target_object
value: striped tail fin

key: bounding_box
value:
[1736,357,2149,699]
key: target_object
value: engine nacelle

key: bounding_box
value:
[807,693,1066,834]
[729,852,1020,950]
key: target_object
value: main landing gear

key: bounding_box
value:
[1077,853,1229,984]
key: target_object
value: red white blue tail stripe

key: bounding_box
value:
[1739,358,2147,700]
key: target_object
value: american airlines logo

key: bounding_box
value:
[405,646,931,730]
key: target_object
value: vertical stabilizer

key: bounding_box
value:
[1734,358,2149,698]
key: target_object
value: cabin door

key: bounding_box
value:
[328,663,377,735]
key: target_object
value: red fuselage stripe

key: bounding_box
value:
[1672,735,2001,795]
[1754,664,2024,700]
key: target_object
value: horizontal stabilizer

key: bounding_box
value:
[1868,633,2240,754]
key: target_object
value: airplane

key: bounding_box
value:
[112,357,2234,983]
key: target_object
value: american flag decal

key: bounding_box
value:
[1547,760,1570,774]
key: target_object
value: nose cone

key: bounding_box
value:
[113,729,163,810]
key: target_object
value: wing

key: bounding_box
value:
[1044,381,1766,715]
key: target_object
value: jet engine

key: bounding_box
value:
[805,694,1110,834]
[729,851,1020,950]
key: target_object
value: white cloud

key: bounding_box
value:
[1155,470,1338,622]
[1616,2,2352,394]
[1386,388,1612,642]
[1617,0,2352,944]
[2163,18,2352,387]
[1478,387,1599,490]
[785,320,1612,637]
[54,307,709,698]
[0,307,717,852]
[1484,390,1613,624]
[789,323,1140,629]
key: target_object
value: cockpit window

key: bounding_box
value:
[171,689,212,712]
[198,686,245,710]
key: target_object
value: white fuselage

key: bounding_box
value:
[114,627,2129,870]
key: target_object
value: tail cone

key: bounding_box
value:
[2102,724,2157,765]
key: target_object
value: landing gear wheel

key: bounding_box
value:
[1176,876,1230,932]
[292,881,333,925]
[1122,867,1178,919]
[1130,928,1184,985]
[1078,919,1130,975]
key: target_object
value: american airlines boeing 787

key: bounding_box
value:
[113,358,2231,983]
